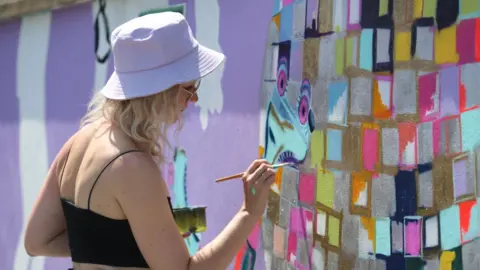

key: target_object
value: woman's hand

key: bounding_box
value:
[240,159,276,218]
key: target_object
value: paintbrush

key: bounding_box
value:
[215,162,293,183]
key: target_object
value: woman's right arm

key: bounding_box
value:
[113,153,275,270]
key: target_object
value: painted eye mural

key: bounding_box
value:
[263,74,315,168]
[276,57,288,96]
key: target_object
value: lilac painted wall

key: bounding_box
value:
[0,18,22,270]
[0,1,271,269]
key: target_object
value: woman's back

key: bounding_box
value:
[60,122,157,270]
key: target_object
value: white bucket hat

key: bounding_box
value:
[101,12,225,100]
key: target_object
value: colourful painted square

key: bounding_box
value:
[327,128,343,162]
[273,225,287,258]
[359,29,374,71]
[280,3,294,42]
[328,215,340,247]
[418,71,439,122]
[395,31,411,61]
[435,25,460,64]
[362,123,379,172]
[298,172,315,205]
[459,0,480,20]
[439,205,461,250]
[424,215,440,249]
[439,66,460,117]
[375,218,391,256]
[316,169,334,208]
[457,18,480,64]
[461,108,480,152]
[404,216,422,257]
[327,80,349,124]
[458,200,479,243]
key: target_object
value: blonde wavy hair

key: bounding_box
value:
[80,85,184,165]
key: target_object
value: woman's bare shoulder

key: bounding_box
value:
[107,151,165,190]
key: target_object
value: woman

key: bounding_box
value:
[24,12,276,270]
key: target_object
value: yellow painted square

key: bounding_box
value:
[379,0,388,16]
[395,31,411,61]
[414,0,423,19]
[423,0,437,18]
[335,37,345,76]
[346,37,354,66]
[316,169,334,208]
[434,25,459,64]
[310,130,325,168]
[328,216,340,247]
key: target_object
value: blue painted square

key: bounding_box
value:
[439,205,461,250]
[280,4,294,42]
[273,0,282,16]
[461,108,480,152]
[327,80,348,125]
[359,29,374,71]
[376,218,391,256]
[327,128,342,161]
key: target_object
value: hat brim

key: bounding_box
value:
[100,43,225,100]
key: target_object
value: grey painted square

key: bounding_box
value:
[262,217,274,251]
[297,237,310,267]
[375,259,386,270]
[424,259,439,270]
[279,197,292,228]
[371,174,396,217]
[393,69,416,114]
[350,76,372,116]
[312,79,329,124]
[376,29,391,63]
[319,34,336,80]
[272,254,288,270]
[281,166,299,203]
[417,121,433,164]
[391,220,403,253]
[461,63,480,108]
[418,170,433,208]
[341,214,360,255]
[415,26,434,60]
[327,251,339,270]
[462,239,480,270]
[446,117,461,153]
[355,258,375,270]
[382,128,399,166]
[334,170,350,212]
[311,243,326,270]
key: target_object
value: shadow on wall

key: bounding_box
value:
[234,0,480,269]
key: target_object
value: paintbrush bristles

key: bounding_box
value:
[215,162,294,183]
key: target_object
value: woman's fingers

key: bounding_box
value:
[244,159,267,176]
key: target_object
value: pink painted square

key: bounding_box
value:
[273,226,286,258]
[289,208,314,237]
[457,18,479,64]
[287,231,297,263]
[404,219,422,257]
[298,172,316,205]
[418,72,439,122]
[363,128,378,171]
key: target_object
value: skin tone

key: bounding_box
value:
[24,81,276,270]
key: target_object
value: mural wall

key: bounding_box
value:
[2,0,480,269]
[0,0,272,269]
[233,0,480,269]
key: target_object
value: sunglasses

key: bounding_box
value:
[180,80,201,101]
